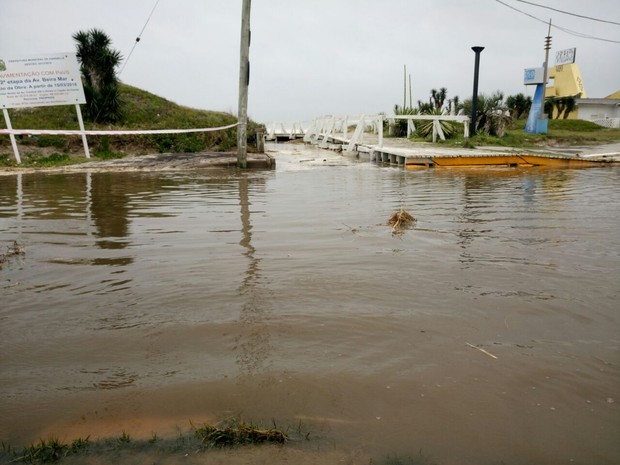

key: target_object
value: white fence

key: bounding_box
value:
[303,113,471,153]
[265,122,307,140]
[592,118,620,129]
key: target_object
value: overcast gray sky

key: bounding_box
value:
[2,0,619,123]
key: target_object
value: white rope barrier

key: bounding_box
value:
[0,122,239,137]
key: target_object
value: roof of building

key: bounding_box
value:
[577,97,620,105]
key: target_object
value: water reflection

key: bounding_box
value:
[235,174,273,376]
[91,173,131,249]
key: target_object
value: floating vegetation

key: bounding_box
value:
[388,209,416,234]
[0,241,24,268]
[193,419,288,448]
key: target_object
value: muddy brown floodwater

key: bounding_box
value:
[1,143,619,465]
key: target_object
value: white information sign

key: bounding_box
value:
[523,67,545,85]
[0,53,86,109]
[555,48,576,66]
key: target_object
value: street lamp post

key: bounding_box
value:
[470,46,484,137]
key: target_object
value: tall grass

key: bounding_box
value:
[0,84,264,158]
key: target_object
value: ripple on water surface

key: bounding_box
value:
[0,153,619,464]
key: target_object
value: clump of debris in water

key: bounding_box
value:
[388,210,416,235]
[0,241,24,268]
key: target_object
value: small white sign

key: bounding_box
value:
[0,53,86,109]
[555,48,576,66]
[524,67,545,85]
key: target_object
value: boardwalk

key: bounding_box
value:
[301,115,620,168]
[264,122,306,141]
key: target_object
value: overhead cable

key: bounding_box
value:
[119,0,162,76]
[495,0,620,44]
[515,0,620,26]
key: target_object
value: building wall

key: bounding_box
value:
[545,63,586,99]
[578,103,619,120]
[577,99,620,128]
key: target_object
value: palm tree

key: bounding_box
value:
[463,91,511,137]
[430,87,448,112]
[506,93,531,119]
[73,28,123,123]
[554,96,577,119]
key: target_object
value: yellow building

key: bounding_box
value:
[544,63,586,118]
[545,63,587,99]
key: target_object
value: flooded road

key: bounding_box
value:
[1,143,619,464]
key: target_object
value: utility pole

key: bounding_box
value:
[542,19,552,119]
[403,64,407,110]
[237,0,251,168]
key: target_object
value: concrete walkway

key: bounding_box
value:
[0,152,275,175]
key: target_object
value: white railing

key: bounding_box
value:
[303,113,471,151]
[265,121,307,140]
[303,115,384,151]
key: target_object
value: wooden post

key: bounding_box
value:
[75,104,90,158]
[237,0,251,168]
[255,129,264,152]
[2,109,21,164]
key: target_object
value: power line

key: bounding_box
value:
[495,0,620,44]
[515,0,620,26]
[119,0,162,76]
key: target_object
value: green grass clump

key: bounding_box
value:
[193,419,287,448]
[22,438,70,463]
[0,420,294,464]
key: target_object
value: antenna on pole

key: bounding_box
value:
[403,64,407,109]
[542,19,552,108]
[237,0,251,168]
[409,73,413,109]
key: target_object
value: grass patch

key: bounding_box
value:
[0,84,265,164]
[17,437,89,463]
[436,118,620,149]
[0,152,88,168]
[0,420,295,464]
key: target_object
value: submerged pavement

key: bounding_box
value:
[1,140,619,176]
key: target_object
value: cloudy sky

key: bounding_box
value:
[1,0,619,123]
